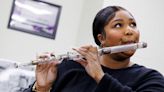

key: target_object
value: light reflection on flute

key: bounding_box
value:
[17,42,147,67]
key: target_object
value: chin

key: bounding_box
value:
[110,51,135,62]
[121,50,136,56]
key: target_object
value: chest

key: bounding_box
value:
[52,71,97,92]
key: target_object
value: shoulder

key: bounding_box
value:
[134,64,163,77]
[131,64,164,91]
[128,64,163,79]
[132,64,164,86]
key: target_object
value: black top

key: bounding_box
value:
[24,60,164,92]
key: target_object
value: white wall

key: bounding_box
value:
[0,0,103,62]
[0,0,85,62]
[103,0,164,74]
[76,0,104,46]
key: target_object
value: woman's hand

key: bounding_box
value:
[73,45,104,83]
[35,52,59,92]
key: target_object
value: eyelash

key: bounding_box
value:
[114,23,122,28]
[113,22,137,28]
[130,22,136,27]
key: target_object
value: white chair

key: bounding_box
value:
[0,58,35,92]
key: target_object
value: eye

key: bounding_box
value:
[130,22,136,28]
[114,23,122,28]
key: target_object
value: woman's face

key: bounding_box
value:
[98,10,140,60]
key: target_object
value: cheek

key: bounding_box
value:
[105,31,123,46]
[135,31,140,42]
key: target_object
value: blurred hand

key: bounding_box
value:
[73,45,104,83]
[35,52,59,92]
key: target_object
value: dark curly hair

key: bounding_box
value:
[92,6,126,46]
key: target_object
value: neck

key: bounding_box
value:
[100,55,133,69]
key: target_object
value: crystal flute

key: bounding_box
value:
[17,42,147,67]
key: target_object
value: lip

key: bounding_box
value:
[122,40,136,45]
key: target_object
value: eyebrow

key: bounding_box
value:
[112,18,135,23]
[112,19,123,22]
[129,18,136,22]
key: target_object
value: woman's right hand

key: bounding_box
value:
[35,52,59,92]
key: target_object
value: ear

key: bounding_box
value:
[97,34,105,45]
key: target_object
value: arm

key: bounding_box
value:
[74,45,164,92]
[23,84,34,92]
[35,61,58,92]
[95,73,134,92]
[23,53,60,92]
[95,70,164,92]
[73,45,104,83]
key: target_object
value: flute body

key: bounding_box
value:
[99,42,147,54]
[18,42,147,67]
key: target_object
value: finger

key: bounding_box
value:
[51,60,60,67]
[75,58,87,67]
[79,45,98,54]
[36,60,53,72]
[72,48,87,56]
[50,53,56,58]
[89,46,98,53]
[36,52,53,59]
[36,55,49,60]
[50,61,59,73]
[80,45,92,49]
[73,48,95,62]
[36,63,46,72]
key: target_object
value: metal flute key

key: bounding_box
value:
[18,42,147,67]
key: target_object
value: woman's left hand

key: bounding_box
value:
[73,45,105,83]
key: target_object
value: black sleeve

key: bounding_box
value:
[95,71,164,92]
[23,84,33,92]
[95,73,134,92]
[135,70,164,92]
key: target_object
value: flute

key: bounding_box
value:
[17,42,147,67]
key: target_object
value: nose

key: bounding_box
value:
[124,27,133,35]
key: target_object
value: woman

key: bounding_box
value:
[24,6,164,92]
